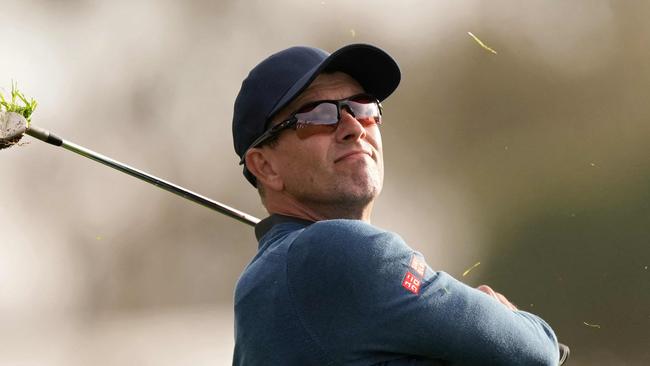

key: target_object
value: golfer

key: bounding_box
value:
[231,44,561,365]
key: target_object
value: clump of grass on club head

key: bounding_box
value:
[0,82,38,126]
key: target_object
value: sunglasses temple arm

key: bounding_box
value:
[239,118,297,165]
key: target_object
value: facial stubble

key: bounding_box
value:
[288,156,383,219]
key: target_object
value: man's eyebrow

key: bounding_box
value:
[279,93,319,118]
[270,95,313,125]
[291,89,345,109]
[291,91,322,108]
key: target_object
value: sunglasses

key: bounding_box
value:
[240,93,383,164]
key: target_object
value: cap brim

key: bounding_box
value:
[266,43,401,121]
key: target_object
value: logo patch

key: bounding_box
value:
[410,255,426,277]
[402,271,421,294]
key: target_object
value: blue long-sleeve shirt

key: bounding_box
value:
[233,215,560,365]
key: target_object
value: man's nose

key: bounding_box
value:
[336,109,367,142]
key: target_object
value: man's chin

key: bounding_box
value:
[336,178,381,205]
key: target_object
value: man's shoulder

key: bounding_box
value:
[288,219,412,270]
[296,219,398,249]
[302,219,384,238]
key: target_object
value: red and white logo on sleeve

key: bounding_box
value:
[401,253,427,295]
[402,271,421,294]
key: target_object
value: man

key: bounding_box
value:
[231,44,565,365]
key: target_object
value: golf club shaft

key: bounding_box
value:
[25,125,260,227]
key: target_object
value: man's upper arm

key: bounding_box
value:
[286,220,559,366]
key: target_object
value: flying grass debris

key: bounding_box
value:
[467,32,498,54]
[583,321,601,329]
[0,82,38,122]
[462,261,481,277]
[0,83,38,149]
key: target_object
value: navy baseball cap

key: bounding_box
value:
[232,43,401,186]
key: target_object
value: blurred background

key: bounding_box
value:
[1,0,648,364]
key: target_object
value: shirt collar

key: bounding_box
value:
[254,214,316,241]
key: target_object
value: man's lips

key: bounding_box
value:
[334,150,373,163]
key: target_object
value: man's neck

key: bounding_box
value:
[265,193,373,223]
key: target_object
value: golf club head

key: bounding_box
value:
[0,111,28,150]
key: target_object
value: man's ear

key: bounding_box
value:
[245,148,284,191]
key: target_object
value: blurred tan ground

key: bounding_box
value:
[0,305,233,365]
[1,0,648,365]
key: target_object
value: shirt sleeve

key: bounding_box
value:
[286,220,560,366]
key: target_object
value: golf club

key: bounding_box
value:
[0,111,260,227]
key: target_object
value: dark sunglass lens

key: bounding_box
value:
[356,115,381,126]
[348,100,381,126]
[294,102,339,138]
[295,100,318,113]
[295,102,338,126]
